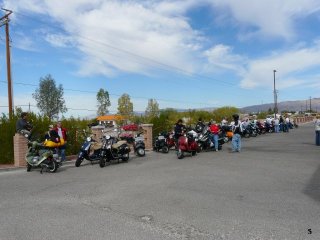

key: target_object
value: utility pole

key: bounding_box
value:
[306,100,308,112]
[309,96,312,113]
[273,70,277,119]
[0,8,13,118]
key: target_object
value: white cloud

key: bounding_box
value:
[204,44,246,74]
[44,34,75,48]
[208,0,320,40]
[4,0,204,77]
[241,42,320,89]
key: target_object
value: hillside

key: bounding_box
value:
[241,98,320,113]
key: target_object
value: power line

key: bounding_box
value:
[0,80,217,106]
[9,9,242,87]
[0,8,276,108]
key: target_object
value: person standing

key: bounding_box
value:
[315,116,320,146]
[16,112,33,139]
[221,117,228,126]
[285,116,290,133]
[54,121,68,162]
[174,119,185,150]
[231,114,243,152]
[274,117,280,133]
[209,121,220,151]
[279,116,284,132]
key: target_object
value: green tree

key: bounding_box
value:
[96,88,111,116]
[32,74,67,120]
[257,111,267,119]
[117,93,133,119]
[212,106,239,122]
[145,99,160,119]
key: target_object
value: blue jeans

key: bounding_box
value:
[232,133,241,151]
[274,125,279,133]
[58,146,66,161]
[316,131,320,146]
[211,134,219,150]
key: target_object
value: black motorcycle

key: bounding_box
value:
[197,126,227,152]
[75,134,102,167]
[153,132,170,153]
[99,134,131,168]
[120,133,145,157]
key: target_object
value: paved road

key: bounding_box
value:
[0,123,319,240]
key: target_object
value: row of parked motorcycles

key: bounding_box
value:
[24,127,146,174]
[153,120,291,159]
[75,129,145,168]
[154,124,229,159]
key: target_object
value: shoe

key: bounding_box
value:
[215,149,219,152]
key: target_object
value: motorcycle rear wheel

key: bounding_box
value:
[48,161,57,173]
[137,148,145,156]
[162,146,169,153]
[122,153,129,162]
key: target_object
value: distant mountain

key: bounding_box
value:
[241,98,320,113]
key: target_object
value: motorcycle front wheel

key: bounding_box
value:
[75,157,83,167]
[27,163,32,172]
[177,150,184,159]
[99,158,106,168]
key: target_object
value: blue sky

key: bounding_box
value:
[1,0,320,118]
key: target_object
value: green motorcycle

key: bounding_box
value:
[25,141,60,174]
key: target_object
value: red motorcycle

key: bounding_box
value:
[166,131,176,149]
[177,130,199,159]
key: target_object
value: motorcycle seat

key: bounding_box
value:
[112,140,127,149]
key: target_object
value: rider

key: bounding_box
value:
[174,119,185,149]
[44,125,61,143]
[195,118,205,133]
[16,112,33,139]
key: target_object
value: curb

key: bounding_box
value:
[0,159,77,172]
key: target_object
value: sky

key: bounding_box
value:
[0,0,320,118]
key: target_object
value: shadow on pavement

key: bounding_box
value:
[303,164,320,203]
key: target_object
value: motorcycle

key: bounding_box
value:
[25,141,60,174]
[120,132,145,157]
[198,126,228,152]
[256,121,266,134]
[99,133,131,168]
[153,132,170,153]
[75,133,102,167]
[221,125,233,141]
[177,130,199,159]
[247,122,258,137]
[265,122,274,133]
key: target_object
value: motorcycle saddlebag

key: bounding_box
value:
[118,144,131,154]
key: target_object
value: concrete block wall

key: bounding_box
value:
[13,134,28,167]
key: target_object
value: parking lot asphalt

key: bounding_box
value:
[0,123,319,240]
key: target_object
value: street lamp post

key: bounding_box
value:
[273,70,277,119]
